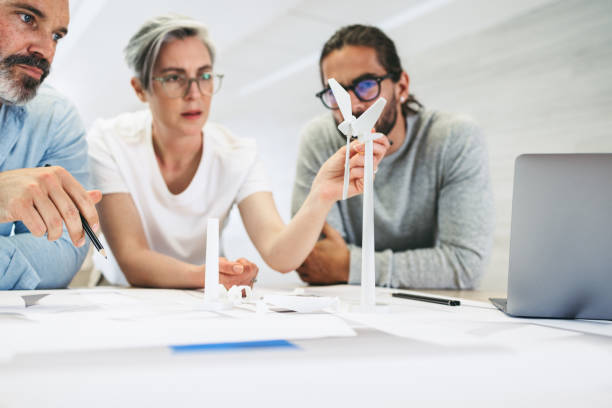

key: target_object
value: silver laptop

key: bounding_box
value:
[491,154,612,320]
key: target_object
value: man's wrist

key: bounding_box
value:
[338,247,350,283]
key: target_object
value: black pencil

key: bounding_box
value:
[392,292,460,306]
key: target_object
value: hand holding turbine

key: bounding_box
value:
[327,78,386,200]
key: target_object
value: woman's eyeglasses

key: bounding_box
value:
[315,73,393,110]
[152,72,224,98]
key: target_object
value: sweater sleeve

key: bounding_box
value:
[291,116,350,239]
[348,120,495,289]
[291,122,322,219]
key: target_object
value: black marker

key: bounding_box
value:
[392,292,460,306]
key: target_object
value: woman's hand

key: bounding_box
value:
[217,257,259,289]
[311,132,391,203]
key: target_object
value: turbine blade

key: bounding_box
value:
[328,78,352,121]
[354,97,387,135]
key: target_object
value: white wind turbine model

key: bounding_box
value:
[328,78,386,312]
[201,218,231,310]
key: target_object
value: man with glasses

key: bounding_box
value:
[0,0,101,289]
[291,25,494,289]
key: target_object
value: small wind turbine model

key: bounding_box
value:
[204,218,220,303]
[201,218,232,310]
[327,78,386,312]
[202,218,256,310]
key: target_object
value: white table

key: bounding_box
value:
[0,285,610,408]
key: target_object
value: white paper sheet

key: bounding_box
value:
[301,285,612,339]
[0,293,25,308]
[341,311,581,349]
[263,294,339,313]
[0,313,355,356]
[0,289,356,358]
[294,286,608,350]
[516,318,612,338]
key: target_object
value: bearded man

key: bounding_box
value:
[291,25,494,289]
[0,0,100,289]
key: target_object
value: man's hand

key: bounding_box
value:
[296,223,350,285]
[0,166,102,247]
[218,257,259,289]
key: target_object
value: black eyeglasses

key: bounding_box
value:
[315,73,393,110]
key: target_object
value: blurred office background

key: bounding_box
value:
[48,0,612,291]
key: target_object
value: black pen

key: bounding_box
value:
[79,213,107,259]
[44,164,107,259]
[392,292,460,306]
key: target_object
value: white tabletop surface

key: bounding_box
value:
[0,284,610,408]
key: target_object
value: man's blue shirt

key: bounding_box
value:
[0,85,90,289]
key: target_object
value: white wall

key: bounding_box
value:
[48,0,612,291]
[407,0,612,290]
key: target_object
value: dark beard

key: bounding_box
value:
[336,93,399,140]
[0,53,50,104]
[370,92,398,135]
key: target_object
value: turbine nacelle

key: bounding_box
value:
[337,115,357,137]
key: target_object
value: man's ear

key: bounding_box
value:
[130,77,147,102]
[396,71,410,103]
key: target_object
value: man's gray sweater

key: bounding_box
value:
[291,110,495,289]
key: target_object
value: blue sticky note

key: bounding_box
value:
[170,339,298,353]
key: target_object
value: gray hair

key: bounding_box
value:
[124,14,215,91]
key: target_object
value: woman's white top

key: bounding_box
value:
[87,110,270,284]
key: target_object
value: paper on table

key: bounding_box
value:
[15,291,134,316]
[516,318,612,338]
[341,311,581,349]
[0,292,89,318]
[300,284,364,301]
[26,304,217,323]
[79,288,206,307]
[19,289,219,322]
[22,294,49,306]
[333,289,589,349]
[0,293,25,308]
[75,291,141,307]
[263,294,339,313]
[0,314,356,356]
